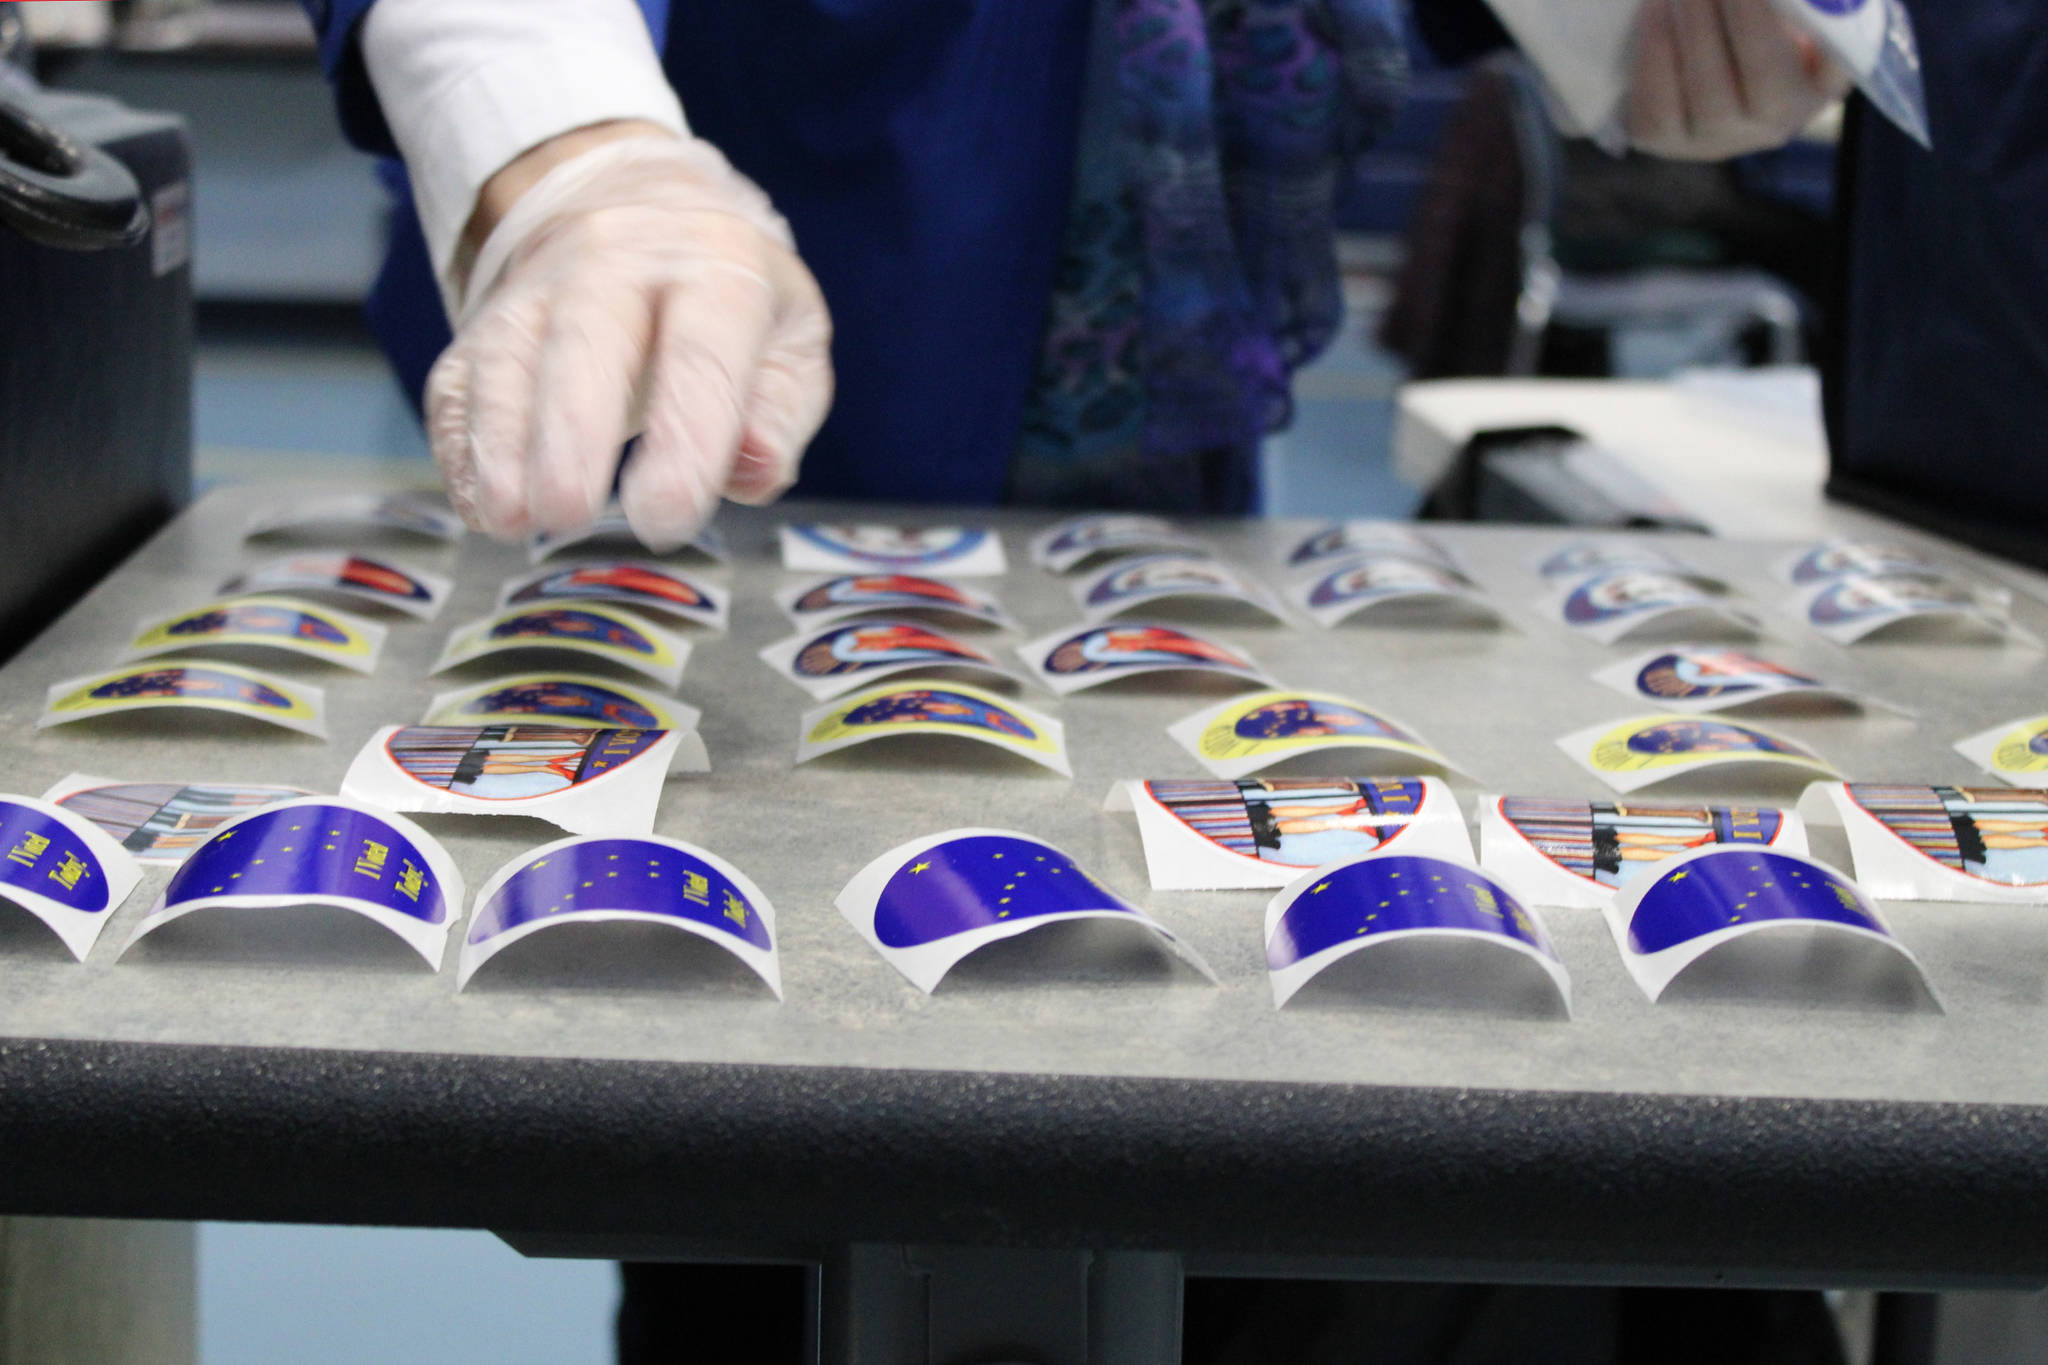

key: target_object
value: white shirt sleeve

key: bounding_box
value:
[360,0,688,318]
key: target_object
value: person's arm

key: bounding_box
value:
[343,0,833,549]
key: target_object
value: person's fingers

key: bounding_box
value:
[1669,0,1744,136]
[526,256,658,534]
[447,294,549,538]
[1718,0,1825,127]
[725,258,834,504]
[1624,0,1689,152]
[622,257,777,547]
[423,348,484,531]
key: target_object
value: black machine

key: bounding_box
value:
[0,12,191,660]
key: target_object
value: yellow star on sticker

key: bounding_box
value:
[911,861,931,874]
[1311,882,1330,894]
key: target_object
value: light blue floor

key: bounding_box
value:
[187,254,1416,1365]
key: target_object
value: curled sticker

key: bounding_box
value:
[1166,689,1466,782]
[1016,623,1272,696]
[798,680,1071,777]
[1478,794,1807,910]
[498,560,729,631]
[40,660,328,738]
[1555,714,1837,795]
[0,795,142,961]
[434,604,690,689]
[1804,782,2048,906]
[780,524,1006,576]
[124,596,388,674]
[341,725,682,837]
[1029,514,1205,573]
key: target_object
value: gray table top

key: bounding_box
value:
[5,486,2047,1278]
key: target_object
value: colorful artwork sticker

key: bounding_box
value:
[1263,853,1569,1011]
[39,661,327,738]
[1541,570,1758,645]
[1788,571,2032,646]
[498,561,728,631]
[42,774,312,865]
[1028,514,1205,573]
[1776,539,1948,586]
[433,604,689,689]
[1284,521,1459,574]
[1287,556,1500,628]
[779,524,1006,576]
[0,795,141,961]
[1556,714,1837,794]
[1806,782,2048,905]
[124,596,387,674]
[1106,775,1472,890]
[244,491,464,543]
[1166,690,1465,783]
[459,834,780,994]
[1955,715,2048,784]
[835,828,1215,994]
[798,681,1070,777]
[1073,554,1288,624]
[120,798,463,968]
[341,725,680,837]
[1600,845,1929,1004]
[774,573,1017,631]
[422,672,703,744]
[1535,538,1721,587]
[1479,794,1807,910]
[1016,623,1273,696]
[760,619,1023,701]
[527,506,729,565]
[1590,645,1909,716]
[219,553,452,621]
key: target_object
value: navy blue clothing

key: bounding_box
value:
[301,0,1090,504]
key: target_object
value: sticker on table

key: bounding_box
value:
[244,491,463,543]
[1955,715,2048,784]
[0,795,141,961]
[1809,782,2048,904]
[1788,571,2031,646]
[1016,623,1273,696]
[1542,570,1758,645]
[1287,556,1499,628]
[1776,539,1948,586]
[798,681,1070,776]
[1107,775,1472,890]
[123,596,388,674]
[527,507,729,565]
[1556,714,1837,794]
[341,725,680,837]
[1028,514,1203,573]
[39,661,328,738]
[219,553,452,621]
[1600,845,1927,1004]
[1478,794,1806,909]
[834,828,1215,993]
[1263,853,1569,1011]
[1535,538,1720,587]
[1590,645,1907,716]
[1073,554,1287,624]
[458,834,781,994]
[498,561,729,631]
[120,798,463,968]
[774,573,1017,631]
[760,619,1021,701]
[42,774,312,865]
[433,604,689,689]
[422,672,699,735]
[1284,521,1458,574]
[779,524,1006,576]
[1167,690,1463,782]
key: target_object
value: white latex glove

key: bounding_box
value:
[426,133,833,549]
[1623,0,1851,160]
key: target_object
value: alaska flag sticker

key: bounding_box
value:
[0,795,142,961]
[835,828,1216,993]
[1601,844,1929,1004]
[124,798,465,968]
[1262,852,1569,1010]
[459,834,780,994]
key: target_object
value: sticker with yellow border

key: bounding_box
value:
[1557,713,1837,794]
[1165,689,1462,782]
[798,680,1069,776]
[124,596,386,674]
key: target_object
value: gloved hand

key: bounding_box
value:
[1623,0,1851,160]
[425,131,833,549]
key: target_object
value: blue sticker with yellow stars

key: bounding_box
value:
[872,833,1133,949]
[160,802,450,926]
[467,838,769,950]
[1625,849,1885,956]
[1266,855,1554,971]
[0,799,115,916]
